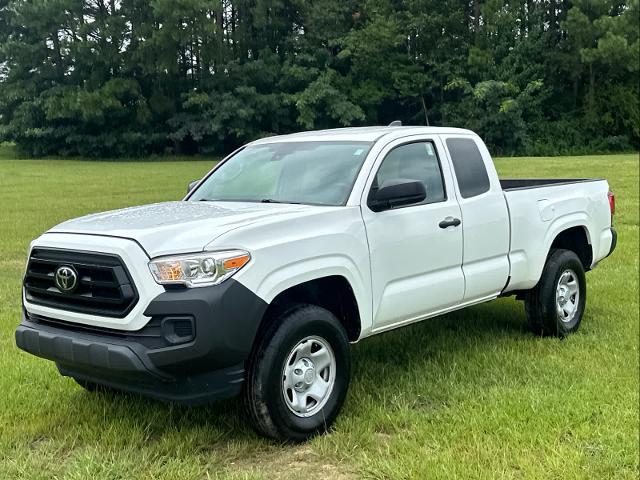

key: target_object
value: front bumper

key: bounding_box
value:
[16,279,267,404]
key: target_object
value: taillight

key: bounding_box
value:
[608,190,615,224]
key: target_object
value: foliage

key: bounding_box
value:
[0,0,638,157]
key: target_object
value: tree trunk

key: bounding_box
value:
[473,0,481,46]
[51,31,64,80]
[526,0,534,35]
[421,95,430,126]
[549,0,557,40]
[588,63,595,109]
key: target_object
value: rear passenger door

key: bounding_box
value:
[443,136,510,300]
[361,137,465,331]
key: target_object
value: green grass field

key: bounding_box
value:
[0,149,638,479]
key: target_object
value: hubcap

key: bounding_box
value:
[282,335,336,418]
[556,269,580,323]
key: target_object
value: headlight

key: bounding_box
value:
[149,250,250,287]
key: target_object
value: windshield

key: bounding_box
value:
[189,141,373,206]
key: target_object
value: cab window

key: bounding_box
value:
[370,141,446,206]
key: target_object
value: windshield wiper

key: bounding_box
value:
[260,199,302,204]
[198,198,303,204]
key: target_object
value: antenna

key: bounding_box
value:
[388,120,402,127]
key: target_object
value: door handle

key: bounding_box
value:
[439,217,461,228]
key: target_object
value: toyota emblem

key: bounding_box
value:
[54,265,78,293]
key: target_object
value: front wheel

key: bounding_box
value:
[524,248,587,337]
[244,304,351,441]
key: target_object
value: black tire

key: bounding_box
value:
[244,304,351,442]
[524,248,586,337]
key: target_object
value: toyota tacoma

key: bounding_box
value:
[16,126,617,441]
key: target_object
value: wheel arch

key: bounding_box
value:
[251,275,363,351]
[548,225,593,270]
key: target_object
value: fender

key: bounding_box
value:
[523,215,593,290]
[207,205,374,338]
[235,254,372,338]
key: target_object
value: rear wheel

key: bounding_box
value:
[244,304,351,441]
[525,248,586,337]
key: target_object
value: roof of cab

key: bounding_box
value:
[250,126,475,145]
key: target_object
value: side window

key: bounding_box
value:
[446,138,490,198]
[370,141,446,206]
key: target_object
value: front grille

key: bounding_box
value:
[24,248,138,318]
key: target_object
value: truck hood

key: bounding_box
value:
[49,201,319,258]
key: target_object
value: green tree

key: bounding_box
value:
[0,0,637,157]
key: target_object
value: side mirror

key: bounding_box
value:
[187,179,200,193]
[369,179,426,212]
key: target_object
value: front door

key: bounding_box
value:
[361,138,465,331]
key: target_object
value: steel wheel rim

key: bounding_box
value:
[281,335,336,418]
[556,269,580,323]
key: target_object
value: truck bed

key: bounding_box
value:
[500,178,603,191]
[501,176,612,293]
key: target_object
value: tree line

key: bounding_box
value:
[0,0,638,158]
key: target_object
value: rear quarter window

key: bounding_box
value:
[446,138,491,198]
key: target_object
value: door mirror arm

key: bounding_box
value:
[187,179,200,193]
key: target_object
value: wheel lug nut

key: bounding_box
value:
[294,369,302,375]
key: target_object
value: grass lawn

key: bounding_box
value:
[0,149,638,479]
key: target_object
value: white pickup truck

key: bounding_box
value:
[16,126,616,441]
